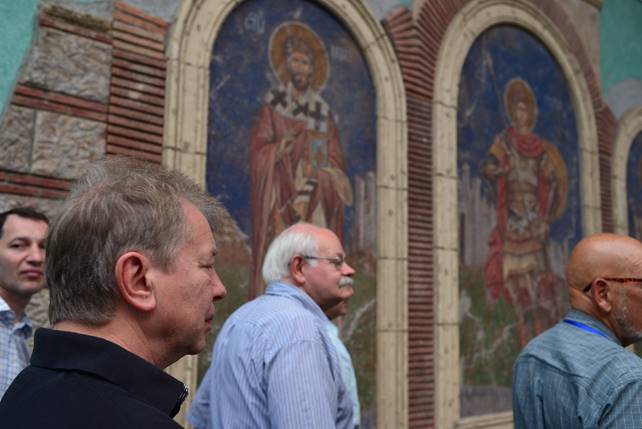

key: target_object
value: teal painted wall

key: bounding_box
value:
[600,0,642,94]
[0,1,39,117]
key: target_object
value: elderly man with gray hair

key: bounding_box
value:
[189,222,355,429]
[0,158,227,429]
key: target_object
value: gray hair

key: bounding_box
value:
[47,157,222,325]
[262,223,319,284]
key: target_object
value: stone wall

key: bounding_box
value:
[0,1,168,337]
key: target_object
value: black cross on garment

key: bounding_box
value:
[269,89,287,109]
[292,100,309,117]
[309,101,327,131]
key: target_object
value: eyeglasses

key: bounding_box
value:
[583,277,642,293]
[301,255,346,270]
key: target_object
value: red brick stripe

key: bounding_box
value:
[12,86,108,123]
[0,170,72,200]
[107,3,167,165]
[39,16,112,44]
[114,2,168,29]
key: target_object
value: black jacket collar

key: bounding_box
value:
[31,328,187,417]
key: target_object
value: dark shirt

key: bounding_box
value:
[0,328,187,428]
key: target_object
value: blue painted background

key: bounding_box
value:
[206,0,376,244]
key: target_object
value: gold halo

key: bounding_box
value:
[504,78,538,130]
[269,22,329,90]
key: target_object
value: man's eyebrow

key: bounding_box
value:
[8,236,37,242]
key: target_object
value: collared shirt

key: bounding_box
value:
[0,296,32,400]
[188,282,353,429]
[513,309,642,428]
[325,321,360,428]
[0,328,187,428]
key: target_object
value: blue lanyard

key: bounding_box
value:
[563,319,609,339]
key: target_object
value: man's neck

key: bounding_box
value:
[569,302,624,344]
[53,318,168,368]
[0,287,30,321]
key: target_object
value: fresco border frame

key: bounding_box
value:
[163,0,409,427]
[612,106,642,235]
[431,1,602,428]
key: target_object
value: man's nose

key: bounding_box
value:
[26,245,45,264]
[342,262,356,277]
[212,270,227,301]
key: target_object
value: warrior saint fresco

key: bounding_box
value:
[249,22,353,297]
[482,78,568,348]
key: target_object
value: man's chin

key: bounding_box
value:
[338,286,354,299]
[292,79,309,92]
[14,282,45,297]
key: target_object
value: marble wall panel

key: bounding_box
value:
[0,106,35,172]
[31,111,106,179]
[21,27,111,102]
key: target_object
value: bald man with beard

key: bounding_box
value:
[512,233,642,428]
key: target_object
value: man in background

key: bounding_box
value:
[513,233,642,428]
[0,207,48,400]
[0,158,226,428]
[325,299,361,428]
[190,222,355,428]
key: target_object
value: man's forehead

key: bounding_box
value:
[2,215,48,239]
[316,230,343,254]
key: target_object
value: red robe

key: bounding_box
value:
[248,86,349,298]
[484,127,550,303]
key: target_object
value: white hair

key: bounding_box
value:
[262,223,319,284]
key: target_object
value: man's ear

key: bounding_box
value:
[114,251,157,312]
[591,278,613,314]
[289,255,306,286]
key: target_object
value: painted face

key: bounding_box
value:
[302,229,355,312]
[287,51,313,92]
[149,201,227,357]
[0,215,48,303]
[512,101,530,130]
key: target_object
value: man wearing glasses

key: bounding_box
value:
[512,233,642,428]
[189,222,355,428]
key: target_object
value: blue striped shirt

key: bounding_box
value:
[0,297,32,400]
[513,309,642,428]
[189,282,353,429]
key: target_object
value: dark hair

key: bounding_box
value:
[0,208,49,238]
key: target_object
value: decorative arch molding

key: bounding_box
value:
[612,107,642,234]
[429,1,601,428]
[163,0,409,427]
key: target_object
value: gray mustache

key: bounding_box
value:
[339,277,353,288]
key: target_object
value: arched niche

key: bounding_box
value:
[431,1,601,428]
[612,107,642,235]
[163,0,408,426]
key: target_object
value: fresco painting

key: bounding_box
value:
[457,25,581,417]
[204,0,377,425]
[627,132,642,357]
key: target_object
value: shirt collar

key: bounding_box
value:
[325,320,339,335]
[0,295,33,336]
[565,308,621,345]
[30,328,187,417]
[265,281,328,323]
